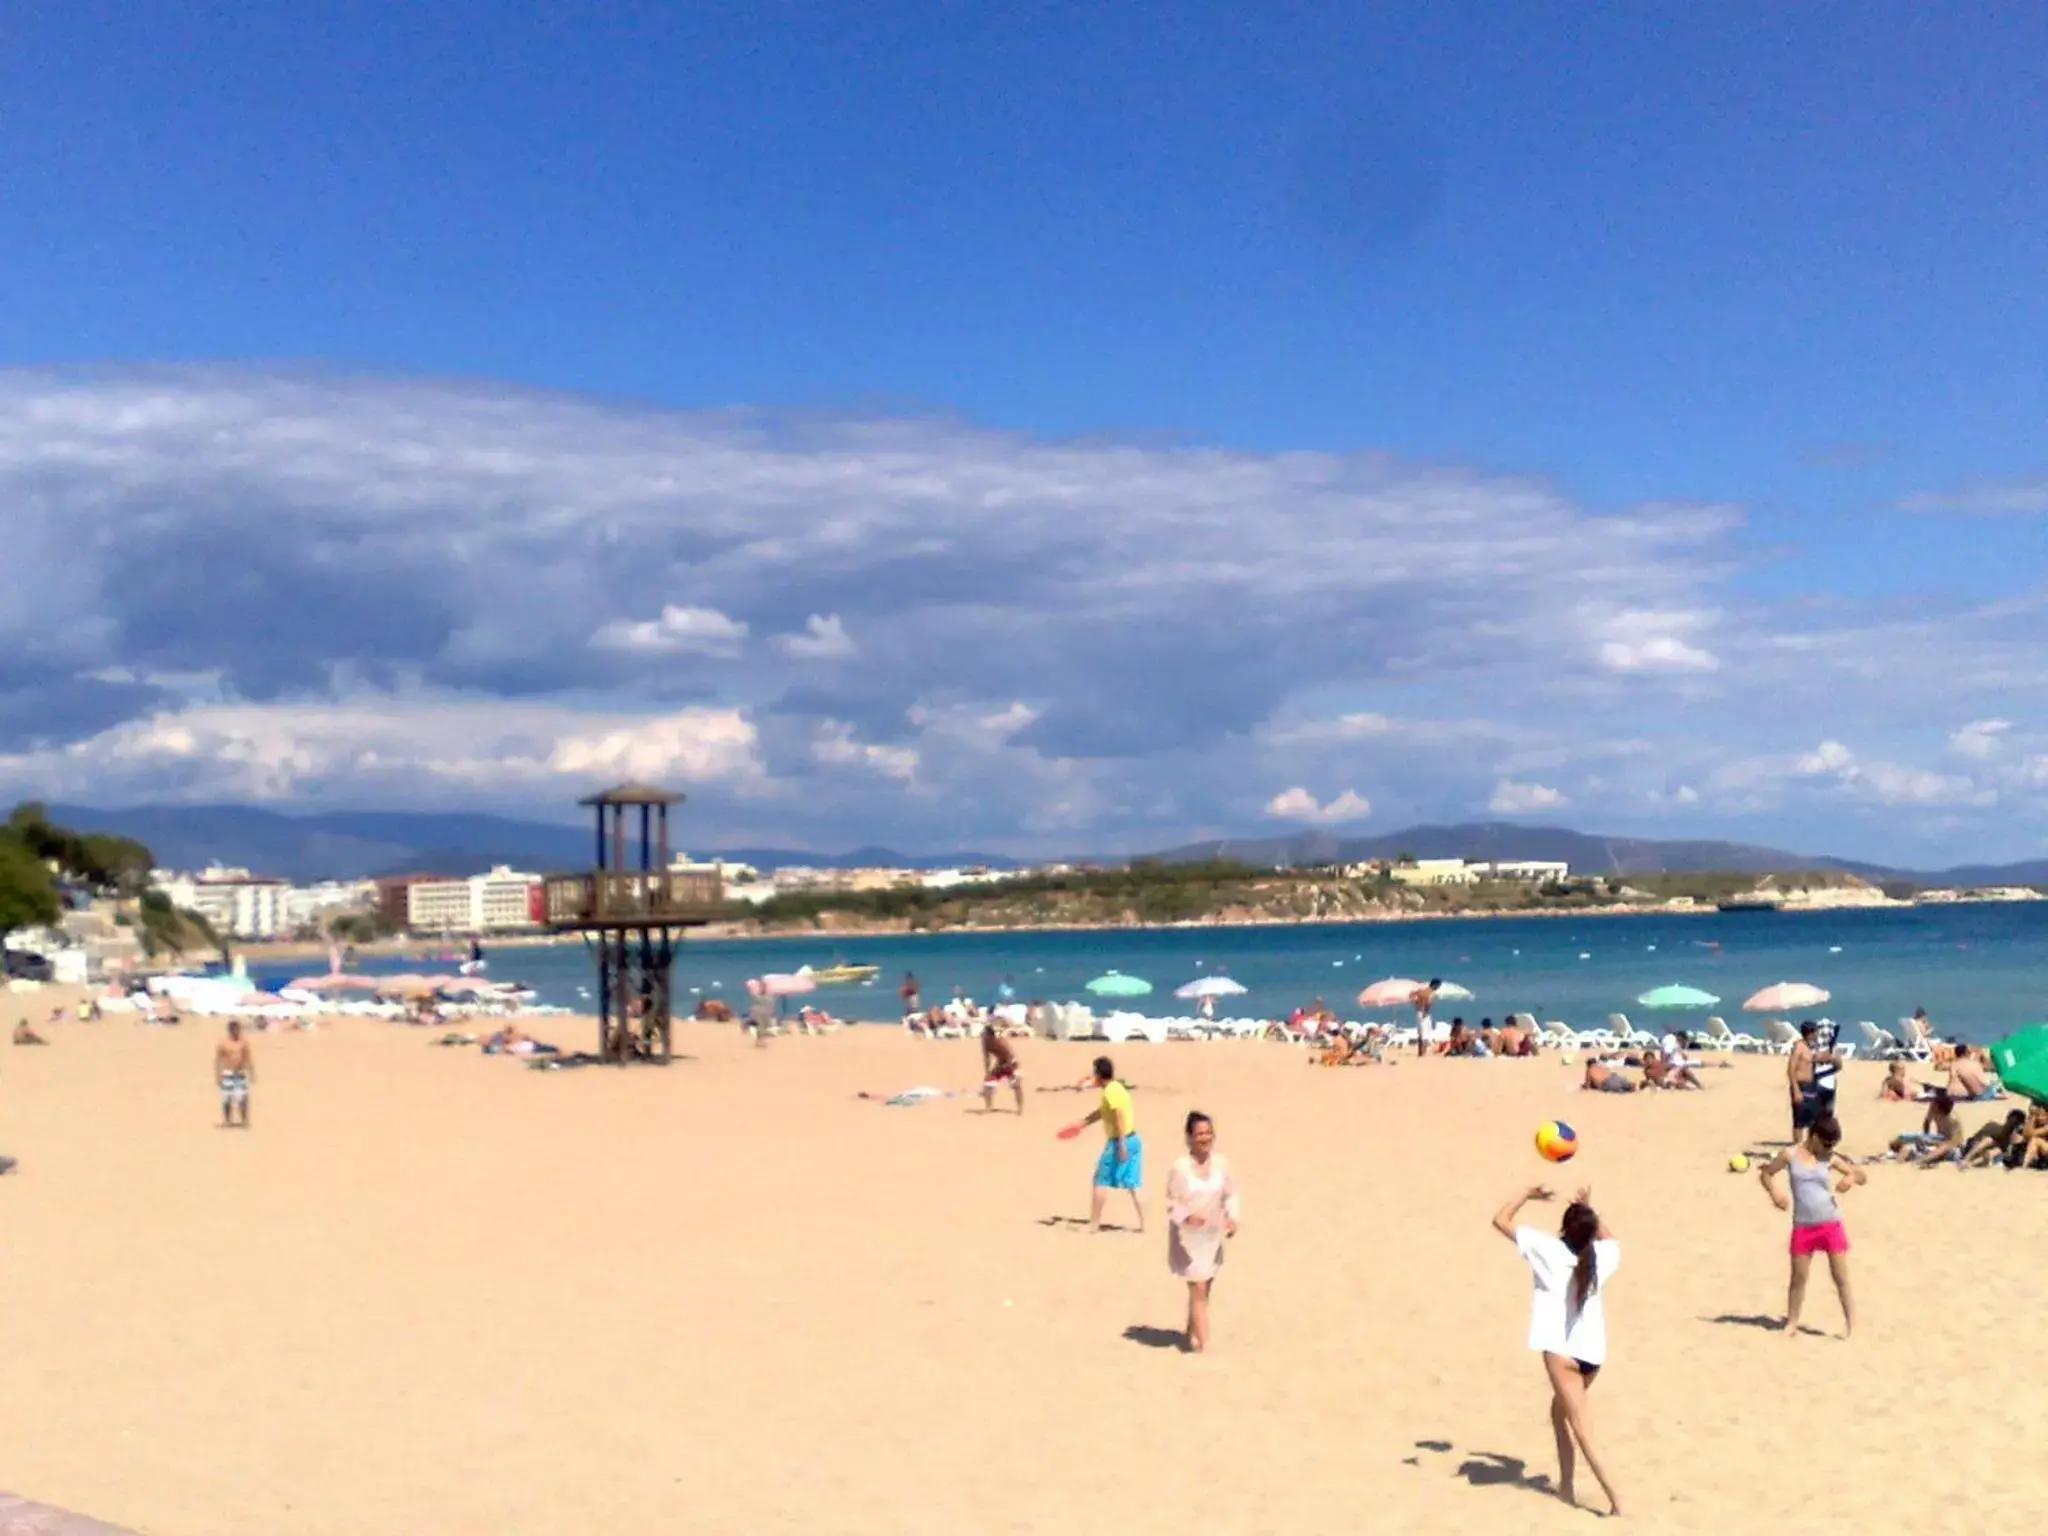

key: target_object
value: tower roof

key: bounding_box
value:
[578,782,686,807]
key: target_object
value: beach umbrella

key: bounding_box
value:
[374,974,441,997]
[1435,981,1475,1001]
[759,973,817,997]
[1174,976,1248,1000]
[1990,1024,2048,1104]
[1638,984,1721,1010]
[1357,977,1425,1007]
[1085,972,1153,997]
[285,974,378,992]
[1742,982,1830,1012]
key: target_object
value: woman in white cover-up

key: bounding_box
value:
[1165,1111,1239,1353]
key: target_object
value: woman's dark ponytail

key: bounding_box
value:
[1562,1202,1601,1312]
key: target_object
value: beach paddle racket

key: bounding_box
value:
[1056,1122,1083,1140]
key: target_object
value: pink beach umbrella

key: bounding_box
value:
[1742,981,1831,1013]
[1357,977,1426,1008]
[758,973,817,997]
[286,974,379,992]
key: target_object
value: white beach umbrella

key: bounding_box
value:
[1174,976,1249,1000]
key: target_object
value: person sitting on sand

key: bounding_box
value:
[1312,1031,1355,1067]
[1960,1109,2029,1169]
[1929,1048,1996,1102]
[1583,1059,1637,1094]
[13,1017,47,1045]
[1890,1091,1964,1162]
[1496,1018,1525,1056]
[1879,1062,1911,1102]
[2012,1104,2048,1171]
[1441,1018,1473,1056]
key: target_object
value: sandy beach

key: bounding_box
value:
[3,995,2046,1533]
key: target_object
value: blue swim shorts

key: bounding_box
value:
[1094,1133,1144,1190]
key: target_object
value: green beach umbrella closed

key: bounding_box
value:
[1085,972,1153,997]
[1637,984,1721,1009]
[1990,1024,2048,1104]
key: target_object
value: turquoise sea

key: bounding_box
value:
[369,904,2048,1043]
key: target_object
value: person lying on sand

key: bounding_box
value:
[1960,1110,2029,1168]
[1889,1092,1963,1162]
[1582,1059,1637,1094]
[13,1018,47,1045]
[1879,1062,1911,1102]
[1642,1048,1703,1091]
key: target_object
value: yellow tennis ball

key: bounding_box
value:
[1728,1153,1750,1173]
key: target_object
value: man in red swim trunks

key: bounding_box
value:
[980,1018,1023,1115]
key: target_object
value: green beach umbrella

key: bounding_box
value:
[1637,984,1721,1010]
[1990,1024,2048,1104]
[1085,972,1153,997]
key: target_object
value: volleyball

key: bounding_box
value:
[1534,1120,1578,1162]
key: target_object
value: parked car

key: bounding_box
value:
[3,951,54,983]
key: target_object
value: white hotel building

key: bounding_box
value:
[404,866,543,933]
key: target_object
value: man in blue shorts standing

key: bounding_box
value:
[1077,1055,1144,1233]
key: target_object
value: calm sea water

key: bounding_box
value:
[355,903,2048,1043]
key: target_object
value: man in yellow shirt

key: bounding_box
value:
[1077,1055,1145,1233]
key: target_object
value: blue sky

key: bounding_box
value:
[2,3,2045,863]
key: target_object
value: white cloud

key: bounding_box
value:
[1263,786,1371,823]
[810,720,919,781]
[1899,479,2048,515]
[591,605,750,657]
[0,692,764,804]
[1592,609,1720,674]
[775,613,857,660]
[1795,739,1856,775]
[1949,719,2012,759]
[1489,780,1568,814]
[2,366,2046,859]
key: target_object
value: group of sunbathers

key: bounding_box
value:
[1581,1035,1708,1094]
[1887,1092,2048,1167]
[1876,1046,2003,1106]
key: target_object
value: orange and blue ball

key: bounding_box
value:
[1534,1119,1579,1162]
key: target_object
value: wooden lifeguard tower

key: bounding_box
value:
[540,783,724,1062]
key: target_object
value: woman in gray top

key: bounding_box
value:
[1757,1112,1867,1339]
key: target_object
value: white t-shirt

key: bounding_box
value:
[1516,1227,1621,1364]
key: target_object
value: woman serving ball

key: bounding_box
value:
[1492,1183,1623,1518]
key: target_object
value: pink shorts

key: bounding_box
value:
[1790,1220,1849,1257]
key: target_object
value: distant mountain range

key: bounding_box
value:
[36,803,2048,887]
[1150,823,2048,887]
[45,803,1015,883]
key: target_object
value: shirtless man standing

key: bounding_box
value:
[1411,978,1442,1057]
[979,1017,1024,1115]
[1786,1022,1836,1143]
[214,1019,254,1128]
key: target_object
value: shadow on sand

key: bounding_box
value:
[1454,1451,1554,1495]
[1121,1325,1186,1351]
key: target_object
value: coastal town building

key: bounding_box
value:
[1388,858,1481,887]
[153,866,292,939]
[670,852,761,884]
[402,866,544,933]
[283,879,379,930]
[1468,860,1572,882]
